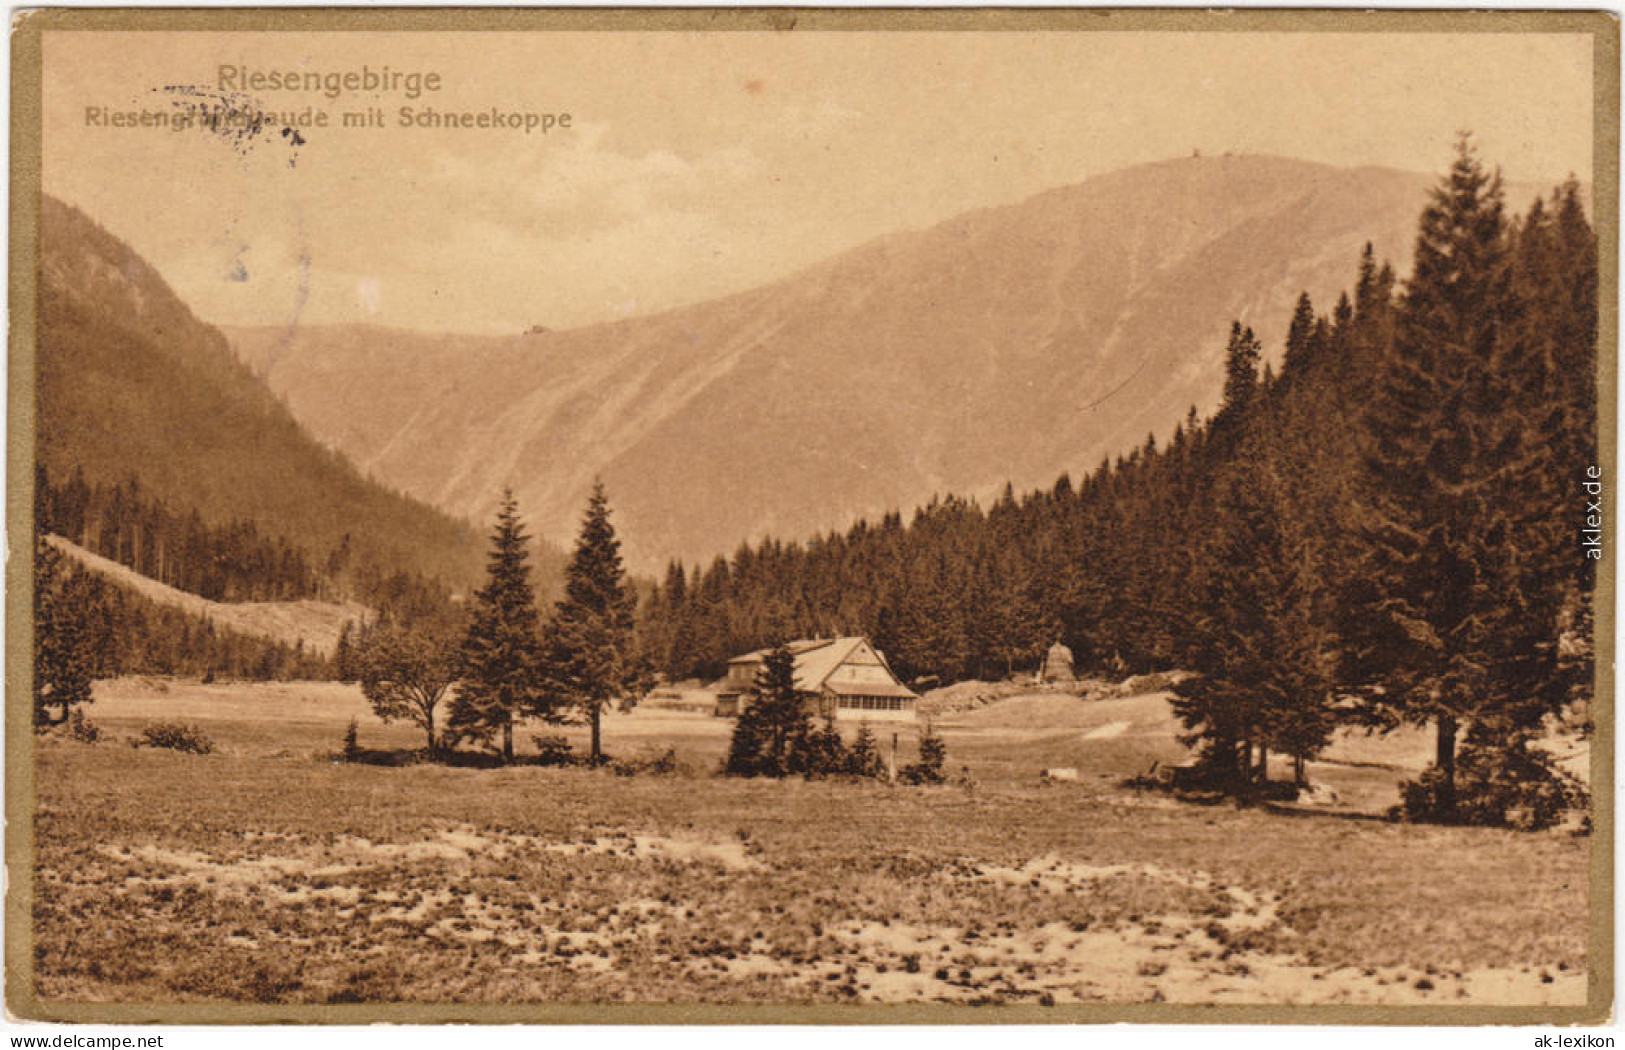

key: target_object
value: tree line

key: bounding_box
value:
[37,465,321,602]
[637,138,1596,824]
[33,535,336,727]
[36,464,460,618]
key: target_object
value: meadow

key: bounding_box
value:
[27,678,1595,1012]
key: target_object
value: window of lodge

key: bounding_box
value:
[835,696,912,711]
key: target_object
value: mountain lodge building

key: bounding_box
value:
[714,637,919,722]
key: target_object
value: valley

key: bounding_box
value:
[226,155,1450,571]
[29,677,1593,1011]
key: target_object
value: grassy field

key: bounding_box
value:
[26,678,1594,1010]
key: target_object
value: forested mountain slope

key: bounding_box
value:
[35,194,531,598]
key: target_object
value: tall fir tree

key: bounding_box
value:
[450,490,549,762]
[542,481,647,763]
[1345,135,1571,820]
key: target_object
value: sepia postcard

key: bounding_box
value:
[6,9,1617,1026]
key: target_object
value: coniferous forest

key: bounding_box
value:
[636,140,1597,816]
[32,462,468,685]
[32,534,337,698]
[35,464,462,616]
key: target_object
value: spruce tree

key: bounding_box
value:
[542,481,647,764]
[793,715,850,778]
[1170,315,1344,792]
[900,721,947,784]
[723,696,773,777]
[1217,322,1263,431]
[1347,136,1570,821]
[33,536,96,729]
[1282,292,1318,377]
[450,490,548,762]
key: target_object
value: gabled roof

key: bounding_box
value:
[790,637,868,693]
[727,638,835,664]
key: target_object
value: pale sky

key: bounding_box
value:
[42,29,1595,334]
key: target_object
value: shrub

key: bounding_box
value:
[532,734,575,767]
[612,747,680,777]
[134,722,216,755]
[1396,737,1588,831]
[66,708,100,744]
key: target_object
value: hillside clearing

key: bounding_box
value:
[49,536,369,657]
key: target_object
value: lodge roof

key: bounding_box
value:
[726,636,918,700]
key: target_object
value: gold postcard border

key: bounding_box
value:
[6,6,1617,1027]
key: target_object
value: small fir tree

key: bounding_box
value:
[847,720,885,778]
[341,718,361,762]
[901,721,947,784]
[67,707,101,744]
[793,716,849,778]
[723,645,811,777]
[723,694,774,777]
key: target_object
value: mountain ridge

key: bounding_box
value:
[220,154,1565,573]
[35,193,548,598]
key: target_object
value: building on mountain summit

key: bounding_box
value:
[714,637,919,722]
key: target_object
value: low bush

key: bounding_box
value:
[611,747,681,777]
[134,722,216,755]
[532,734,575,767]
[1396,737,1588,831]
[66,709,100,744]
